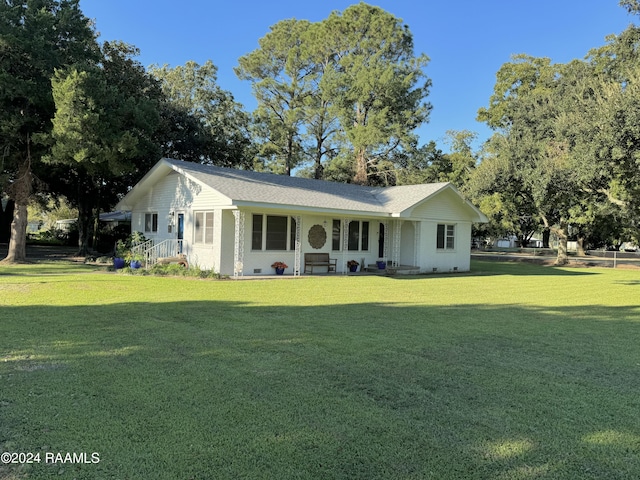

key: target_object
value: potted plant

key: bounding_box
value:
[376,259,387,270]
[347,260,359,272]
[271,261,288,275]
[114,239,127,269]
[125,251,144,269]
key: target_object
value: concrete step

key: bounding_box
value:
[364,264,420,275]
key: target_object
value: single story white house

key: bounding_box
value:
[115,158,488,276]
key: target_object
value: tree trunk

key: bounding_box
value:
[576,236,586,256]
[76,198,92,256]
[555,223,569,265]
[542,227,550,248]
[314,140,324,180]
[2,157,32,264]
[3,202,28,263]
[353,147,368,185]
[285,133,293,176]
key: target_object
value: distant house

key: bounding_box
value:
[116,158,488,276]
[55,211,130,232]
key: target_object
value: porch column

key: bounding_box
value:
[413,220,420,268]
[293,215,301,276]
[392,220,402,267]
[233,210,245,278]
[342,218,351,274]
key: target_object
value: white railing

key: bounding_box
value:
[130,239,153,257]
[143,239,183,267]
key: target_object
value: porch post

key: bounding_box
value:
[293,215,301,276]
[392,220,402,267]
[342,218,350,274]
[233,210,245,277]
[413,220,420,268]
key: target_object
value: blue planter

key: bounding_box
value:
[113,257,125,269]
[376,261,386,270]
[349,265,358,272]
[130,260,142,269]
[275,267,285,275]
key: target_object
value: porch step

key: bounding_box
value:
[363,264,420,275]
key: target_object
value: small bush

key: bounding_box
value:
[141,263,223,279]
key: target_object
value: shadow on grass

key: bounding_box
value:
[1,300,639,480]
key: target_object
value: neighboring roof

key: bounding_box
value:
[117,158,487,221]
[55,211,131,225]
[99,211,131,222]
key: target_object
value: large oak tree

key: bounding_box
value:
[0,0,98,262]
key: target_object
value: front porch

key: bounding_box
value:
[230,210,419,278]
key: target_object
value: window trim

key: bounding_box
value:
[144,212,158,233]
[436,223,456,250]
[194,211,214,245]
[251,214,297,251]
[332,219,370,252]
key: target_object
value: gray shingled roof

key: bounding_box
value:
[166,158,448,215]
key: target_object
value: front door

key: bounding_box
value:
[177,213,184,253]
[378,223,385,258]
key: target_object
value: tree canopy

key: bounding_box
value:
[0,0,98,261]
[236,3,431,184]
[471,7,640,260]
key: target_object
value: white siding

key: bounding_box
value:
[416,221,472,273]
[130,172,232,270]
[410,189,476,222]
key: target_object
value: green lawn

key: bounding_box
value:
[1,260,639,479]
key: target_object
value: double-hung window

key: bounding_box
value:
[252,214,296,250]
[194,211,214,244]
[144,213,158,233]
[437,224,455,250]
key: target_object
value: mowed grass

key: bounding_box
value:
[1,261,640,480]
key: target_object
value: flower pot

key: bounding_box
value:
[113,257,125,269]
[349,265,358,272]
[275,267,285,275]
[130,260,142,269]
[376,261,386,270]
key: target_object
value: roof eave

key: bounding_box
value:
[232,201,391,218]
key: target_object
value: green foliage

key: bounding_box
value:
[145,262,222,279]
[45,40,163,254]
[0,0,98,261]
[474,26,640,257]
[236,19,314,175]
[236,4,431,184]
[150,60,254,168]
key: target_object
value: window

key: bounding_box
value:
[252,214,263,250]
[266,215,287,250]
[332,220,341,250]
[194,211,214,244]
[252,214,297,250]
[144,213,158,233]
[437,224,455,250]
[333,220,370,251]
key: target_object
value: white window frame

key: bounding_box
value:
[144,213,158,233]
[437,224,455,250]
[332,220,370,252]
[251,214,296,251]
[194,211,214,244]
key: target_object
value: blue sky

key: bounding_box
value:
[80,1,634,152]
